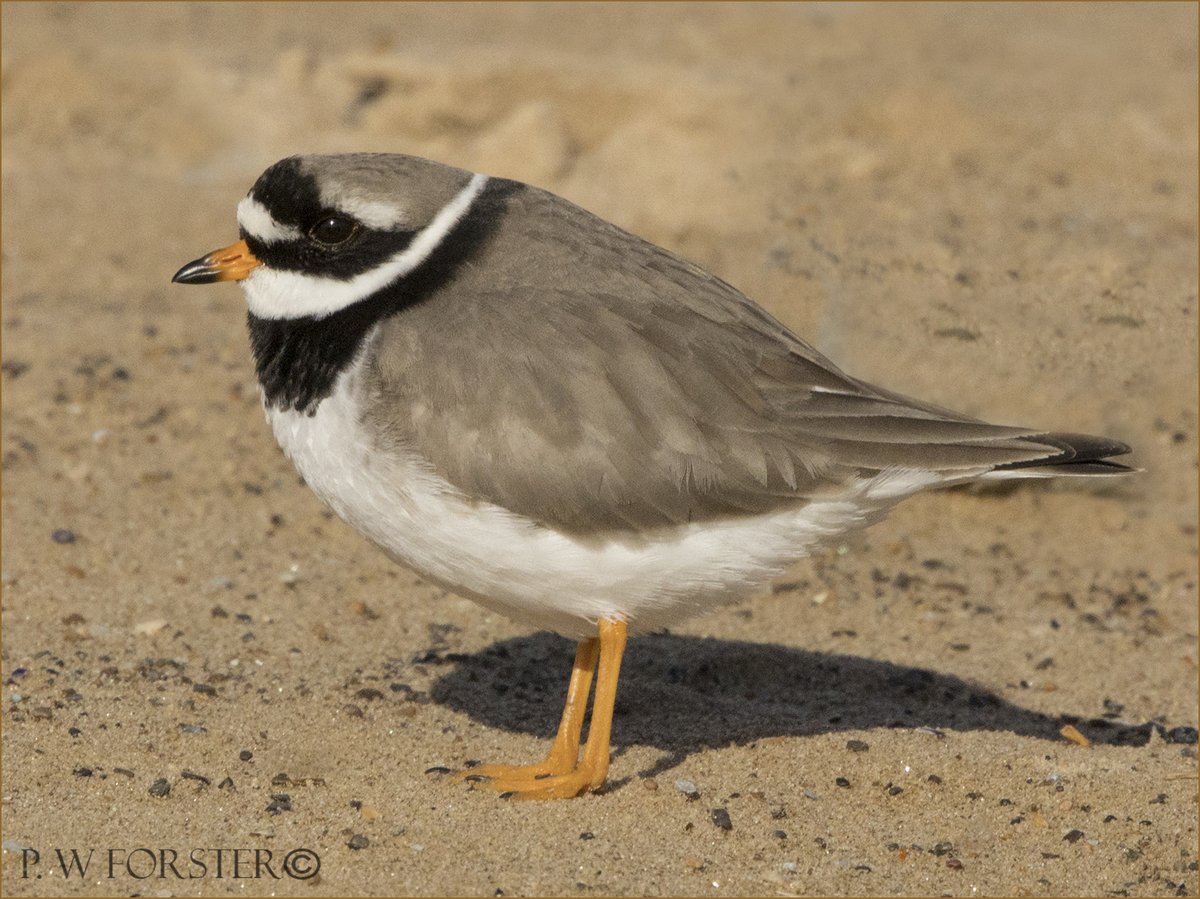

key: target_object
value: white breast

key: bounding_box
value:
[265,361,940,639]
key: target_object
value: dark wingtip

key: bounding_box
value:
[997,432,1135,473]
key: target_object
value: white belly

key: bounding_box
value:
[265,365,933,639]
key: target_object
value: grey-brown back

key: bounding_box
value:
[359,182,1130,536]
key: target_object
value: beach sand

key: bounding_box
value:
[2,3,1196,895]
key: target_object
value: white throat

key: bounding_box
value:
[241,173,489,321]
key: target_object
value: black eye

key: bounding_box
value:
[308,216,358,246]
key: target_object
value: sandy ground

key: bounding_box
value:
[2,2,1197,896]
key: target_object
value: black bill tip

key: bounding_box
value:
[171,257,222,285]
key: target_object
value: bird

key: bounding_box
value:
[173,153,1133,800]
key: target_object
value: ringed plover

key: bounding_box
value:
[173,153,1132,799]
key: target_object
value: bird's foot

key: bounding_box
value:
[457,757,606,800]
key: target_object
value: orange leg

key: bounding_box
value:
[458,618,628,800]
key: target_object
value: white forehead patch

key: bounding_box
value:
[237,196,303,244]
[242,173,489,321]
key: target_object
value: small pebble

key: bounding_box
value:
[579,832,594,840]
[641,777,658,791]
[181,770,210,786]
[1063,829,1085,843]
[846,739,869,752]
[239,750,253,762]
[271,772,290,786]
[192,683,217,696]
[772,829,787,840]
[424,766,451,776]
[946,858,964,870]
[265,794,292,814]
[674,779,700,800]
[835,777,850,788]
[710,808,733,831]
[347,834,369,850]
[73,766,93,777]
[148,778,170,798]
[52,529,76,545]
[802,789,818,801]
[1166,726,1198,745]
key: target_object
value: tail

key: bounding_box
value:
[978,432,1135,480]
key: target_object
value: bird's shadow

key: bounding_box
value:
[428,632,1156,782]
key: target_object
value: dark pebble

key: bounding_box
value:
[350,800,362,810]
[266,794,292,814]
[1151,793,1168,804]
[1064,829,1085,843]
[463,759,482,769]
[579,832,594,840]
[10,667,28,679]
[181,770,211,786]
[1166,726,1198,745]
[217,777,235,790]
[846,739,869,752]
[271,772,290,786]
[68,727,82,737]
[73,767,93,777]
[192,683,217,696]
[239,750,253,762]
[772,829,787,840]
[1104,814,1118,823]
[148,778,170,798]
[946,858,964,870]
[347,834,369,850]
[1010,816,1025,825]
[111,367,130,381]
[52,529,76,545]
[835,777,850,788]
[113,768,135,778]
[931,842,954,856]
[887,786,903,796]
[424,766,451,775]
[355,688,384,701]
[342,704,364,718]
[770,805,787,820]
[927,774,943,785]
[710,808,733,831]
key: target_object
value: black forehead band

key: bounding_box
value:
[248,157,324,228]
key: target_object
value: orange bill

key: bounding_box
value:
[172,239,260,284]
